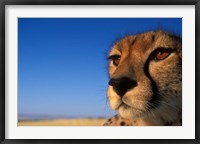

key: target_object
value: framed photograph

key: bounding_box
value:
[0,0,199,143]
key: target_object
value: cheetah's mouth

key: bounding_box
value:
[119,102,145,112]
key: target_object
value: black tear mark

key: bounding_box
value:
[144,52,160,109]
[144,64,159,109]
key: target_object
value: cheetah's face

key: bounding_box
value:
[107,31,182,119]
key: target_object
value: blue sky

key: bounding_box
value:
[18,18,182,118]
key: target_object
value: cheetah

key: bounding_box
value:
[104,30,182,126]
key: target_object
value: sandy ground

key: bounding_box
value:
[18,118,107,126]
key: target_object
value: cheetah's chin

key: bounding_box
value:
[118,102,152,119]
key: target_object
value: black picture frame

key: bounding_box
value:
[0,0,199,143]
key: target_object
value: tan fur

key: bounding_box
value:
[104,30,182,126]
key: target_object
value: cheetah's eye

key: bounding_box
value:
[155,51,170,60]
[108,55,121,66]
[153,48,174,61]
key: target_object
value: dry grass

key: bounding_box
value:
[18,118,107,126]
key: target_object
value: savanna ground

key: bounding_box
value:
[18,118,107,126]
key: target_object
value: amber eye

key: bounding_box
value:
[113,57,120,66]
[152,48,174,61]
[108,55,121,66]
[155,51,170,60]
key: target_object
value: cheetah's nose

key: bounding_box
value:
[109,77,137,97]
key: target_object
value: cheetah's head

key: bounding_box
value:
[107,30,182,121]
